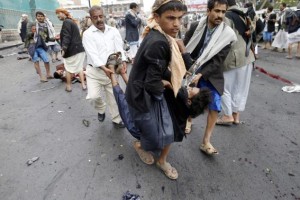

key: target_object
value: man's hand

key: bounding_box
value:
[191,73,202,86]
[102,66,114,78]
[162,80,173,90]
[176,39,187,53]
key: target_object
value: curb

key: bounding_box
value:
[0,43,23,51]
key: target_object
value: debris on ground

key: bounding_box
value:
[82,119,90,127]
[17,56,29,60]
[17,50,28,54]
[122,191,140,200]
[282,84,300,93]
[26,157,39,166]
[265,168,271,174]
[58,110,64,113]
[288,173,295,177]
[118,154,124,160]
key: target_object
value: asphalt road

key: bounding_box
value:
[0,45,299,200]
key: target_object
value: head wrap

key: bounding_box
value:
[142,0,186,97]
[55,8,73,19]
[152,0,184,12]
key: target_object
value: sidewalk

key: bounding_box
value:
[0,40,23,51]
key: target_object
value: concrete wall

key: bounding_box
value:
[0,29,20,42]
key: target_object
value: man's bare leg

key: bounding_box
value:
[156,145,178,180]
[200,110,219,155]
[78,71,86,90]
[44,62,52,78]
[232,112,240,124]
[34,62,47,82]
[287,43,293,58]
[65,71,72,92]
[296,42,300,57]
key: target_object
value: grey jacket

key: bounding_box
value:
[224,6,255,71]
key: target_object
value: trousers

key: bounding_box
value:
[221,63,253,115]
[85,65,122,123]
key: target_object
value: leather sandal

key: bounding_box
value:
[216,117,233,126]
[133,141,154,165]
[156,162,178,180]
[200,143,219,155]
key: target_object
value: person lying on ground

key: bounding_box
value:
[53,63,86,86]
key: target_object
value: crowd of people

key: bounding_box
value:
[16,0,300,180]
[263,3,300,59]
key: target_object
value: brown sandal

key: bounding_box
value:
[156,162,178,180]
[133,141,154,165]
[200,143,219,155]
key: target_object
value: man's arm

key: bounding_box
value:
[199,44,231,80]
[144,40,170,97]
[82,31,105,67]
[125,14,141,28]
[60,20,72,52]
[82,30,113,76]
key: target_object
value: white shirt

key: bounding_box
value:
[82,24,126,67]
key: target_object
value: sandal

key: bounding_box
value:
[200,143,219,155]
[185,119,192,134]
[285,56,293,59]
[40,77,48,82]
[156,162,178,180]
[133,141,154,165]
[65,87,72,92]
[233,120,245,125]
[216,117,233,126]
[47,75,54,79]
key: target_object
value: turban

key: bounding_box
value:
[55,8,72,19]
[152,0,184,12]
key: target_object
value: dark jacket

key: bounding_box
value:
[60,18,84,58]
[286,10,300,34]
[125,29,170,112]
[262,13,277,32]
[183,22,231,95]
[125,11,141,42]
[20,20,28,42]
